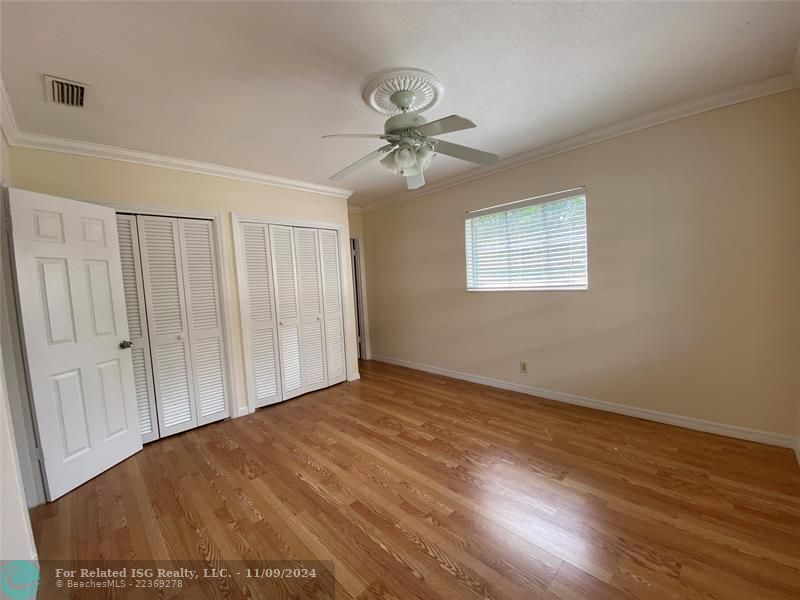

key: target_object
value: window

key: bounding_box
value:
[465,188,587,291]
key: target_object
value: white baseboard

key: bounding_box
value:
[371,355,796,449]
[794,438,800,466]
[347,371,361,382]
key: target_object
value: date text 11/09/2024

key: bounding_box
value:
[53,567,319,579]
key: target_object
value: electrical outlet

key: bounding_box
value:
[519,361,528,374]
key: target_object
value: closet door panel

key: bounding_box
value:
[240,223,281,407]
[301,321,325,386]
[179,220,229,424]
[152,342,193,428]
[279,326,302,393]
[131,349,156,438]
[269,225,303,399]
[137,216,197,436]
[294,228,327,392]
[117,216,143,338]
[116,215,158,442]
[193,337,226,419]
[319,229,346,384]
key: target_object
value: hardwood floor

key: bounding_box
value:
[31,360,800,599]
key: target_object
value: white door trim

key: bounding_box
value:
[232,213,347,231]
[232,213,356,415]
[91,201,237,427]
[0,341,38,559]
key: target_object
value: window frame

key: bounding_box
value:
[464,187,589,292]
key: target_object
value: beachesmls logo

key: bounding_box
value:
[0,561,39,600]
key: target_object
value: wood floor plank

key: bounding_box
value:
[29,360,800,599]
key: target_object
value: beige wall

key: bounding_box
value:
[7,147,360,419]
[348,211,364,238]
[363,89,800,437]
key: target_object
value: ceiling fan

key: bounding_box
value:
[323,69,499,190]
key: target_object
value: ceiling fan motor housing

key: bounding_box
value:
[384,111,427,135]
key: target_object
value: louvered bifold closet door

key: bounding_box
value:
[294,228,328,394]
[240,223,281,407]
[116,215,159,442]
[318,229,346,384]
[178,220,229,425]
[269,225,303,400]
[137,216,197,436]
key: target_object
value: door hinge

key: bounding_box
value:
[33,447,44,462]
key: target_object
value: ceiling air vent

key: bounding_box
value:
[44,75,86,107]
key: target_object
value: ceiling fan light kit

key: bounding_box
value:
[393,146,417,169]
[324,68,499,190]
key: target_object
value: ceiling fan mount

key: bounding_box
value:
[324,68,499,190]
[362,68,444,115]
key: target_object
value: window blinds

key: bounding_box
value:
[465,188,588,290]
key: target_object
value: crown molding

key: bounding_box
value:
[0,77,352,200]
[10,131,354,199]
[0,76,21,141]
[347,205,363,214]
[359,67,800,214]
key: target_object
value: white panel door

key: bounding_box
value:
[178,219,229,425]
[294,228,328,394]
[10,188,142,500]
[116,215,159,443]
[239,222,282,408]
[269,225,303,400]
[137,215,197,437]
[319,229,347,385]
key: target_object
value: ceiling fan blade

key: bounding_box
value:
[432,140,499,166]
[329,144,395,182]
[406,171,425,190]
[415,115,476,137]
[322,133,389,139]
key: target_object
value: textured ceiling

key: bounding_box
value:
[3,1,799,206]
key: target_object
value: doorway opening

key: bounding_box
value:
[350,238,366,360]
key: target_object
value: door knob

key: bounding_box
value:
[316,315,322,321]
[119,340,133,349]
